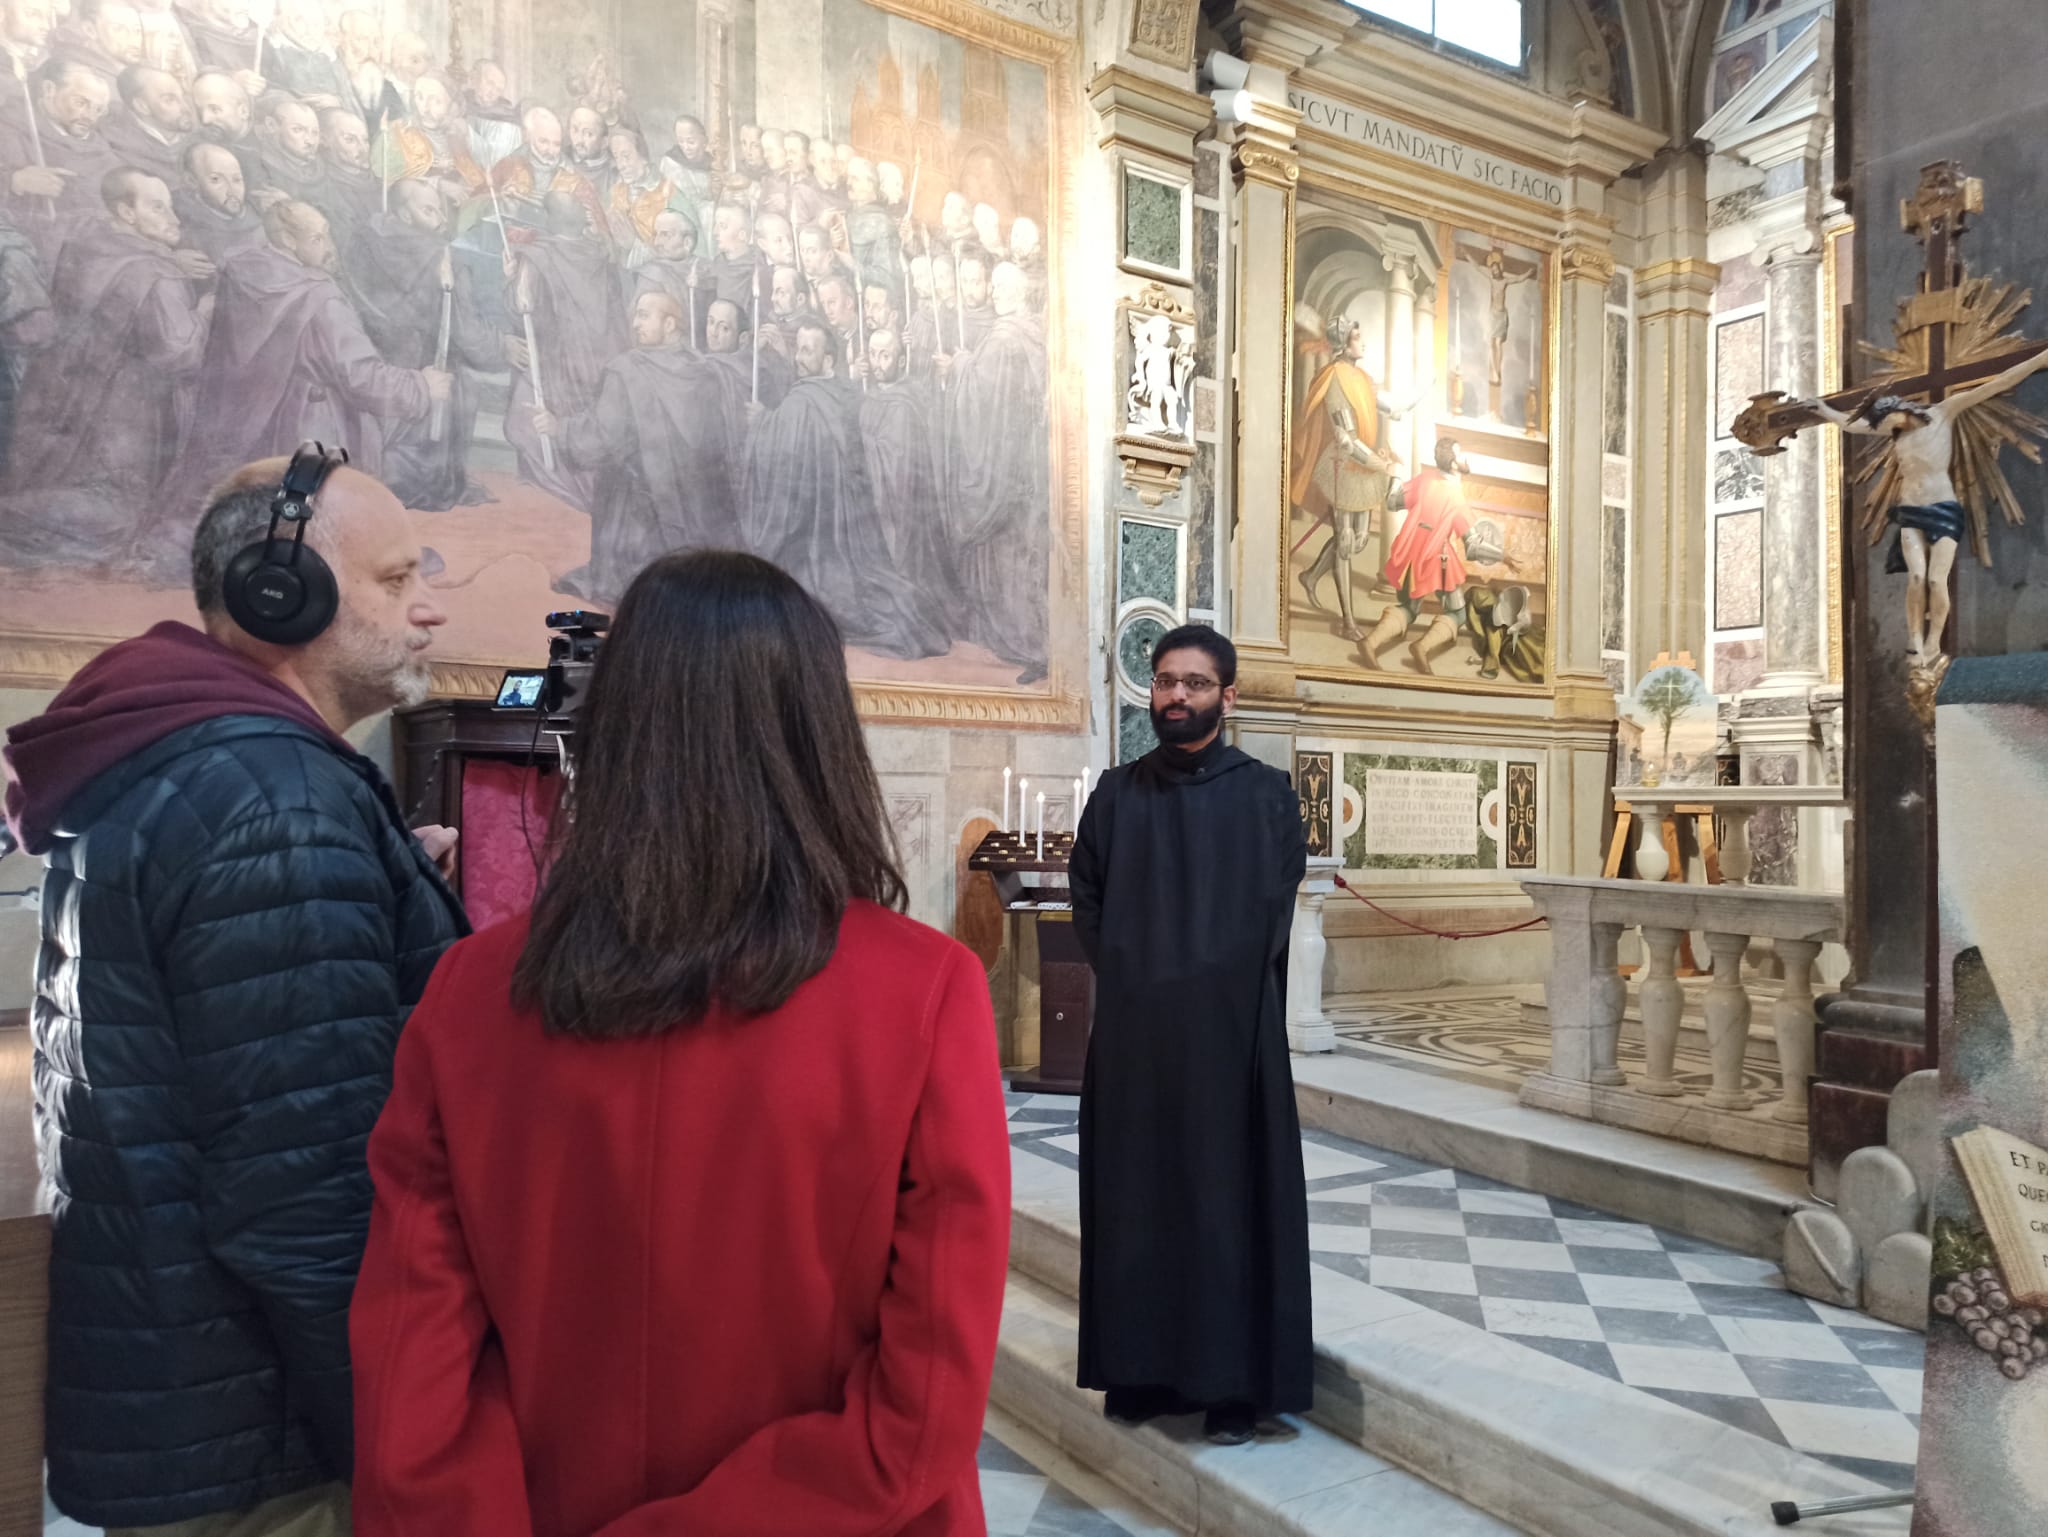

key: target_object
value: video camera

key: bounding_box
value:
[495,610,609,739]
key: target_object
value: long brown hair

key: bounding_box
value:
[512,551,907,1036]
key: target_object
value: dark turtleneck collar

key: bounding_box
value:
[1147,730,1241,784]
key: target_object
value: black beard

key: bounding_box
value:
[1151,698,1222,746]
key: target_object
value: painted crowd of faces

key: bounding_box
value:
[0,0,1064,688]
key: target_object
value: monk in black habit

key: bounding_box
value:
[341,177,506,508]
[1067,624,1312,1446]
[503,189,628,512]
[744,316,945,660]
[171,139,261,262]
[858,325,961,640]
[943,260,1048,683]
[534,290,740,601]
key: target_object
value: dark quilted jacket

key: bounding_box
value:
[29,715,468,1527]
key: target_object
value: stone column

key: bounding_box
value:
[1630,149,1716,677]
[1733,223,1829,884]
[1378,248,1417,579]
[1760,236,1827,685]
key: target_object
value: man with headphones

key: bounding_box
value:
[2,446,470,1536]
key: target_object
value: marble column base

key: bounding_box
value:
[1288,1018,1338,1054]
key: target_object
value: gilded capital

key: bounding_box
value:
[1234,143,1298,187]
[1560,243,1617,286]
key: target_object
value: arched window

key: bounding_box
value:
[1348,0,1525,68]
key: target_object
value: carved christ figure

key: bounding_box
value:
[1797,344,2048,660]
[1482,248,1533,388]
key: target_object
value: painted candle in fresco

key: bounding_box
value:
[1288,194,1551,687]
[0,0,1075,708]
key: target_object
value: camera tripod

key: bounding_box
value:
[1771,1489,1913,1524]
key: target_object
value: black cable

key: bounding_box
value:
[403,747,449,823]
[518,704,547,881]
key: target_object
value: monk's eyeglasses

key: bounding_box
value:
[1151,674,1219,696]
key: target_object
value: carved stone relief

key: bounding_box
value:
[1125,312,1196,439]
[1125,0,1196,69]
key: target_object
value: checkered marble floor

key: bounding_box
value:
[1007,1094,1924,1491]
[976,1405,1185,1536]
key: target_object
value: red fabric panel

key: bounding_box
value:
[457,758,561,931]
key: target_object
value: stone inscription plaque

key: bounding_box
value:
[1364,769,1479,858]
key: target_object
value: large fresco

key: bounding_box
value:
[0,0,1079,716]
[1288,189,1552,690]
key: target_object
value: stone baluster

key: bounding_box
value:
[1772,938,1822,1124]
[1286,856,1343,1054]
[1635,926,1686,1096]
[1718,808,1756,885]
[1701,930,1755,1110]
[1633,800,1671,881]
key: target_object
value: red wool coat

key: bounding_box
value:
[349,903,1013,1537]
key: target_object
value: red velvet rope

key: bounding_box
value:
[1331,873,1549,940]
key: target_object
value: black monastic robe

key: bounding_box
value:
[944,309,1049,675]
[341,212,499,508]
[554,345,741,600]
[1068,735,1313,1414]
[503,231,628,511]
[743,372,944,660]
[860,374,961,642]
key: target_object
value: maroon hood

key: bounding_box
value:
[4,621,349,855]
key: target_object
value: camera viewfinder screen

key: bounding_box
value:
[497,671,545,710]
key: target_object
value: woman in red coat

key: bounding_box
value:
[349,550,1013,1537]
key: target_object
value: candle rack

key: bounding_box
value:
[967,829,1091,1095]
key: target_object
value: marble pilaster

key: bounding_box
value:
[1554,242,1616,689]
[1220,67,1300,661]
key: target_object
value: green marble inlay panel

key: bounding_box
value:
[1120,520,1178,607]
[1189,441,1215,611]
[1341,752,1500,871]
[1117,614,1168,692]
[1124,170,1182,272]
[1118,701,1157,765]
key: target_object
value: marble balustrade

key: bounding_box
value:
[1616,784,1845,884]
[1519,875,1843,1138]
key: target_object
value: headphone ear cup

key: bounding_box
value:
[222,539,340,646]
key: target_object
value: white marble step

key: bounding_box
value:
[1006,1150,1910,1537]
[1290,1052,1818,1259]
[996,1273,1528,1537]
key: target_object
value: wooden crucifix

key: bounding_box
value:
[1732,161,2048,703]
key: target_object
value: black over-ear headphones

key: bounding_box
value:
[222,441,350,646]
